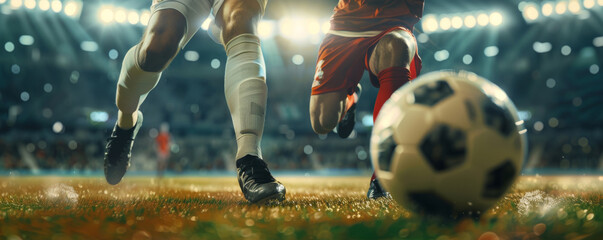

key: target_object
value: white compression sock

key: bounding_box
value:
[116,46,162,117]
[224,34,267,160]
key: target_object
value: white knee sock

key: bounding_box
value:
[224,34,267,160]
[116,46,162,115]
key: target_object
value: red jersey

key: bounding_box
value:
[156,132,170,154]
[330,0,424,32]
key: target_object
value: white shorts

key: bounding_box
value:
[151,0,267,47]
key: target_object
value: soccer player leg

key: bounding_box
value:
[105,9,186,185]
[216,0,266,160]
[366,29,418,198]
[216,0,285,203]
[368,29,417,122]
[116,9,186,129]
[309,91,348,135]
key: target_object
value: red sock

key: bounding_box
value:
[373,67,411,122]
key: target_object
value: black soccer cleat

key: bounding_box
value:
[104,111,143,185]
[236,155,286,203]
[367,177,391,199]
[336,84,362,138]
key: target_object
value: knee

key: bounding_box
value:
[221,8,260,43]
[138,24,185,71]
[371,31,415,73]
[138,39,179,72]
[310,111,338,135]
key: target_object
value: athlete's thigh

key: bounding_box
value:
[368,28,416,75]
[150,0,212,48]
[213,0,266,27]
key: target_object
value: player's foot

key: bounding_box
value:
[367,176,391,199]
[104,111,143,185]
[336,84,362,138]
[236,155,286,203]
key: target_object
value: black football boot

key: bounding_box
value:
[236,155,286,203]
[336,84,362,138]
[104,111,143,185]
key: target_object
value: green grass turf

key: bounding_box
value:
[0,176,601,240]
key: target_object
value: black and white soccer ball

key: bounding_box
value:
[370,70,527,216]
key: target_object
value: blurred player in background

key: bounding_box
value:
[310,0,424,199]
[103,0,286,203]
[155,123,171,178]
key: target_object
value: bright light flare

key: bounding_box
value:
[140,10,151,26]
[98,5,114,24]
[279,17,312,42]
[477,13,489,26]
[523,4,539,21]
[490,12,503,26]
[114,8,127,23]
[63,1,82,18]
[321,21,330,34]
[258,20,275,39]
[464,15,476,28]
[583,0,595,8]
[24,0,35,9]
[542,3,553,16]
[9,0,22,9]
[422,15,438,33]
[307,19,321,35]
[451,16,463,29]
[555,1,567,14]
[51,0,61,13]
[128,11,139,25]
[38,0,49,11]
[568,0,581,13]
[439,17,451,30]
[201,18,212,30]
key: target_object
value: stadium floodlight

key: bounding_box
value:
[114,8,127,23]
[24,0,35,9]
[38,0,49,11]
[568,0,581,13]
[464,15,477,28]
[593,36,603,47]
[533,41,552,53]
[484,46,499,57]
[598,0,603,7]
[522,3,539,21]
[421,15,438,33]
[98,5,114,24]
[64,1,82,18]
[140,10,151,26]
[489,12,503,26]
[439,17,451,30]
[542,2,554,16]
[321,21,330,34]
[0,0,6,5]
[51,0,61,13]
[128,11,139,25]
[9,0,22,9]
[19,35,34,45]
[583,0,595,8]
[279,17,309,42]
[307,19,321,35]
[200,17,211,30]
[451,16,463,29]
[477,13,489,26]
[257,20,275,39]
[555,1,567,14]
[81,41,99,52]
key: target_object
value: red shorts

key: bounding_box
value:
[311,27,422,95]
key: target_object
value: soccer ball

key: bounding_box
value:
[370,70,527,216]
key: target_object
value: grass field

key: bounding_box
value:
[0,175,601,240]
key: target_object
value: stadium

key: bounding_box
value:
[0,0,601,239]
